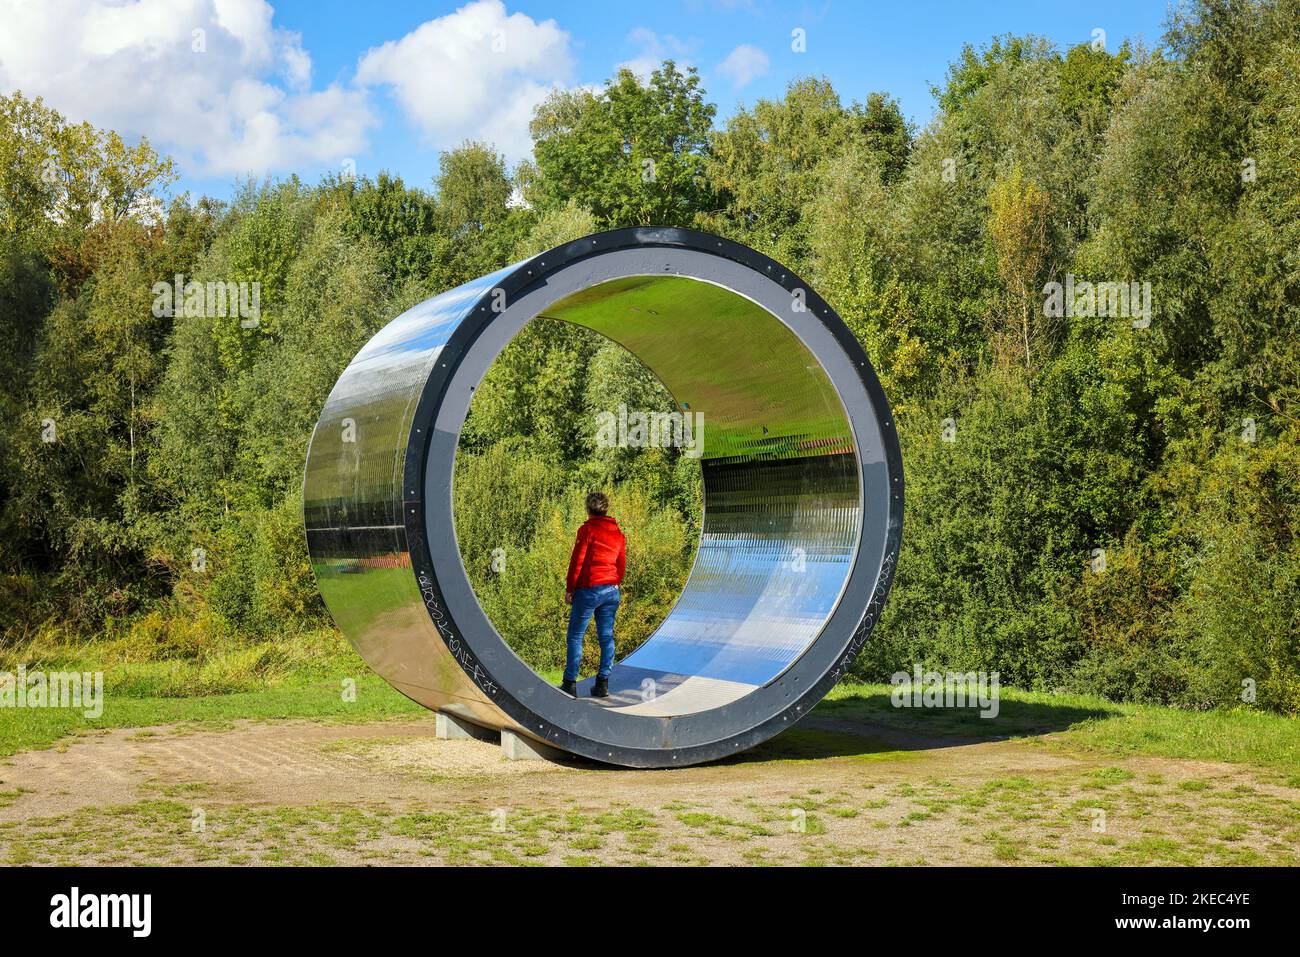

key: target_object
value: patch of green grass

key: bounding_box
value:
[1,627,357,691]
[982,831,1022,861]
[677,811,714,828]
[819,682,1114,738]
[1051,707,1300,775]
[0,629,430,757]
[0,671,424,758]
[1086,767,1138,787]
[1109,836,1200,866]
[818,682,1300,774]
[676,811,774,838]
[797,813,826,836]
[594,808,657,833]
[1216,824,1247,842]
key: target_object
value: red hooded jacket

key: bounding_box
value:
[566,515,627,592]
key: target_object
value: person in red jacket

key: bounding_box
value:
[560,492,626,698]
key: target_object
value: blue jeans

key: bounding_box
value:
[564,585,620,683]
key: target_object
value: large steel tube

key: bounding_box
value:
[303,226,903,768]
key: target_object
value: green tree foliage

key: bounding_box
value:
[0,92,174,249]
[335,171,438,286]
[1,0,1297,716]
[429,142,530,287]
[987,165,1054,365]
[530,61,716,227]
[703,79,910,267]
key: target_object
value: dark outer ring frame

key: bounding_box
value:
[311,225,904,768]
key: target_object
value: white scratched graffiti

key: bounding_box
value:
[828,548,898,683]
[416,566,500,697]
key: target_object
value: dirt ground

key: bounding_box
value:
[1,713,1297,866]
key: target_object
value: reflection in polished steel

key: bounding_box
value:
[303,228,903,767]
[547,276,857,712]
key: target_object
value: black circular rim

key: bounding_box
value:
[401,226,904,768]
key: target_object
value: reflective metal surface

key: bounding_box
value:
[303,265,517,730]
[304,227,904,767]
[543,277,858,713]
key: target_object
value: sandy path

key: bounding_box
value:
[1,715,1295,866]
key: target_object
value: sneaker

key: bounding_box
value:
[591,677,609,698]
[559,680,578,697]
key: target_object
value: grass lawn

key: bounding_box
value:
[0,673,425,758]
[819,683,1300,779]
[1,640,1297,777]
[3,646,1298,868]
[0,631,426,758]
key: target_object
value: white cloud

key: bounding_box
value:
[715,43,769,90]
[0,0,373,179]
[616,27,692,82]
[356,0,572,164]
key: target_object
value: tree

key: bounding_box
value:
[857,92,912,184]
[987,165,1053,367]
[336,172,438,286]
[428,142,529,288]
[0,91,174,283]
[530,61,716,227]
[933,34,1040,115]
[704,79,910,268]
[435,142,512,234]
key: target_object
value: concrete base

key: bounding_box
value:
[435,711,498,743]
[501,728,571,762]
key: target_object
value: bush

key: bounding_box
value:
[464,476,696,675]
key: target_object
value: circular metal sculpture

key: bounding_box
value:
[304,227,903,768]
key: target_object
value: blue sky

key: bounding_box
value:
[0,0,1175,202]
